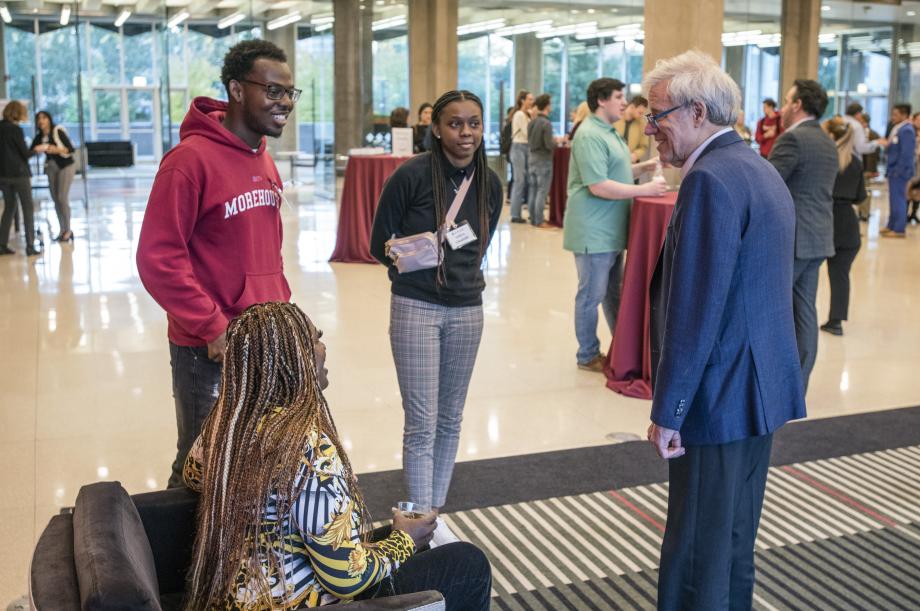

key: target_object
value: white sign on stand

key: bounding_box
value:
[391,127,414,157]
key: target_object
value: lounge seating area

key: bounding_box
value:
[29,482,445,611]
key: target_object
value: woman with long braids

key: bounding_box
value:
[370,91,503,531]
[183,302,491,609]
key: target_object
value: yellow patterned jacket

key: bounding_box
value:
[184,423,415,608]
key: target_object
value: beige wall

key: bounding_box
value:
[779,0,821,98]
[643,0,724,74]
[514,33,543,98]
[333,0,374,157]
[408,0,458,114]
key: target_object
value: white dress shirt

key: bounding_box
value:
[680,127,734,178]
[843,114,878,155]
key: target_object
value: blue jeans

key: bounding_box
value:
[527,156,552,225]
[509,143,529,220]
[573,251,623,364]
[168,342,221,488]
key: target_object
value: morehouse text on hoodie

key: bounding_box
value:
[137,97,291,346]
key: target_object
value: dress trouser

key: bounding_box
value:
[168,343,221,488]
[826,246,859,321]
[0,176,35,249]
[658,434,773,611]
[887,176,910,233]
[792,257,823,392]
[389,295,484,509]
[359,526,492,611]
[47,162,76,234]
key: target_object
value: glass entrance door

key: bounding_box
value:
[90,86,163,161]
[127,88,161,160]
[92,88,123,142]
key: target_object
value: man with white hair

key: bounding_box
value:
[643,51,806,609]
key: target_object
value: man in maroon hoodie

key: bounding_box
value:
[755,97,783,158]
[137,40,297,487]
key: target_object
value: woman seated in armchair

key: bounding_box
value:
[183,302,491,609]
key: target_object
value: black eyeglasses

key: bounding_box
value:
[239,79,302,103]
[645,103,686,130]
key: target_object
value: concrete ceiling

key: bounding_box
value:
[1,0,917,31]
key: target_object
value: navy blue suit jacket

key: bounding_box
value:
[649,130,806,446]
[886,123,916,181]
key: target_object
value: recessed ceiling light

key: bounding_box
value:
[166,10,189,28]
[267,11,302,30]
[821,5,831,11]
[114,8,131,27]
[217,11,245,28]
[908,10,917,17]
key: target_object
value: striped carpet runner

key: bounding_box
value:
[436,445,920,610]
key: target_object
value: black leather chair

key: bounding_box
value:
[29,481,444,611]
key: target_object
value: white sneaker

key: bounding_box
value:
[429,516,460,548]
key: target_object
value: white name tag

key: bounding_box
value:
[445,221,478,250]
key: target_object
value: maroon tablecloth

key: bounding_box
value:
[548,147,570,227]
[329,155,412,263]
[605,192,677,400]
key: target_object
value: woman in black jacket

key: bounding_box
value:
[0,100,38,255]
[370,90,502,518]
[31,111,76,242]
[821,116,867,336]
[413,103,432,153]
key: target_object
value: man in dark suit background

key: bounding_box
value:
[769,79,839,392]
[643,51,806,610]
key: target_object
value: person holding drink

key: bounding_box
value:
[182,302,491,609]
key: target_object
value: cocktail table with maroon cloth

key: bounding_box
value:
[329,155,413,264]
[605,192,678,400]
[548,147,570,227]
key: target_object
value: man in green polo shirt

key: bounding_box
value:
[564,77,666,371]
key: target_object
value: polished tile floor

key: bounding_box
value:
[2,171,918,601]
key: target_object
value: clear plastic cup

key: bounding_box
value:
[397,501,430,519]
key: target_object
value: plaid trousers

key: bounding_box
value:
[389,295,484,508]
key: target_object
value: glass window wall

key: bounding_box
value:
[4,21,37,107]
[820,29,894,134]
[3,2,918,166]
[540,34,644,135]
[458,33,512,150]
[370,6,409,148]
[296,27,334,157]
[722,1,783,146]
